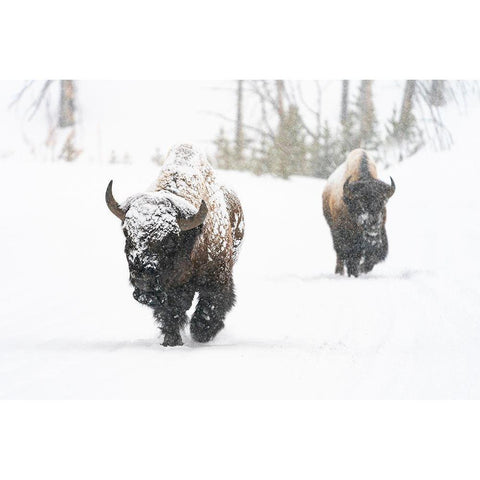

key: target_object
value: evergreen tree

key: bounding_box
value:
[308,136,322,177]
[248,133,270,175]
[270,105,308,178]
[213,128,233,169]
[315,121,342,178]
[350,80,381,151]
[338,112,355,157]
[385,106,423,160]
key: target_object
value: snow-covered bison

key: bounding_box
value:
[106,144,244,346]
[322,148,395,277]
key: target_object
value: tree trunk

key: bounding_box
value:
[276,80,285,121]
[359,80,374,146]
[430,80,446,106]
[58,80,75,128]
[234,80,244,166]
[275,80,289,178]
[399,80,416,135]
[340,80,349,125]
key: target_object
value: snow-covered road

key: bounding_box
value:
[1,122,479,398]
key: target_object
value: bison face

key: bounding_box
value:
[343,177,395,235]
[122,195,181,299]
[106,181,208,305]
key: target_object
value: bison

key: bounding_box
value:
[322,148,395,277]
[105,144,244,346]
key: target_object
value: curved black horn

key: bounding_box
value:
[388,176,396,197]
[343,176,353,196]
[105,180,126,221]
[177,200,208,231]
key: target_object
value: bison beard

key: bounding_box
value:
[106,144,244,346]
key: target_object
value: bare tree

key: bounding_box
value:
[429,80,446,107]
[58,80,75,128]
[415,81,453,150]
[358,80,375,146]
[211,79,477,178]
[234,80,244,166]
[10,80,53,120]
[10,80,80,161]
[398,80,416,138]
[276,80,285,121]
[340,80,349,125]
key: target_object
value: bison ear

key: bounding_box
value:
[177,200,208,231]
[105,180,126,221]
[343,176,353,200]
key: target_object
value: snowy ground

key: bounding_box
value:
[1,113,480,399]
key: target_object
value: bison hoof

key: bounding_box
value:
[162,332,183,347]
[190,320,224,343]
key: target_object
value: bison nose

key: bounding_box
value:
[131,274,153,291]
[130,266,156,285]
[136,279,150,290]
[131,262,155,276]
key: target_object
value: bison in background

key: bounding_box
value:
[322,148,395,277]
[106,144,244,346]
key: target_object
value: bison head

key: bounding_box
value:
[343,176,395,235]
[106,180,207,305]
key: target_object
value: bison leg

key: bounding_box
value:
[332,228,350,276]
[153,287,195,347]
[362,227,389,274]
[190,279,235,343]
[346,259,360,277]
[335,254,344,275]
[345,250,362,277]
[342,234,363,277]
[361,259,375,274]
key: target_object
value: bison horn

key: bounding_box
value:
[343,176,353,197]
[177,200,208,231]
[388,176,396,197]
[105,180,126,221]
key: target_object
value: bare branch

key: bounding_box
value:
[9,80,34,109]
[290,81,320,138]
[202,110,276,139]
[294,81,318,117]
[247,81,276,138]
[315,80,322,137]
[28,80,54,120]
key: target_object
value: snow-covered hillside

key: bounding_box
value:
[1,107,479,399]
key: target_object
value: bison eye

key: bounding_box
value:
[162,236,177,251]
